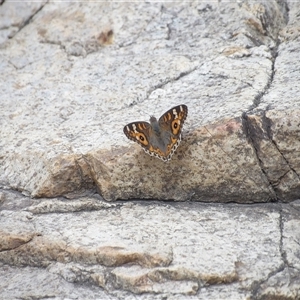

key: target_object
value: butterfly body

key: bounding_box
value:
[124,105,188,162]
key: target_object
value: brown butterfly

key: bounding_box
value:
[123,105,188,161]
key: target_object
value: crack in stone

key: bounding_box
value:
[263,113,300,181]
[251,262,286,299]
[39,39,62,47]
[245,0,290,114]
[201,122,276,202]
[145,65,198,101]
[8,51,60,70]
[241,40,300,202]
[240,5,291,201]
[13,1,48,37]
[241,113,278,201]
[80,154,104,198]
[73,154,90,190]
[274,170,291,188]
[166,23,171,40]
[22,294,49,300]
[60,146,96,196]
[279,204,288,267]
[251,204,286,298]
[125,63,199,109]
[247,49,278,112]
[245,3,289,113]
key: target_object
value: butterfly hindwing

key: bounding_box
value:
[123,121,152,148]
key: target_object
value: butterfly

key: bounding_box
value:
[123,105,188,162]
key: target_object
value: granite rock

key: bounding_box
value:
[0,1,300,298]
[0,1,299,202]
[1,192,299,299]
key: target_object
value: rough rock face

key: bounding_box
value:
[1,191,300,299]
[1,1,300,299]
[0,0,299,202]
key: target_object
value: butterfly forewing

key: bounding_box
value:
[158,104,188,137]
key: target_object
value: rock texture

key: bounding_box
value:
[1,0,300,298]
[1,191,300,299]
[0,1,299,202]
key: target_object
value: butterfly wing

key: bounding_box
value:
[158,104,188,136]
[123,121,153,149]
[157,104,188,160]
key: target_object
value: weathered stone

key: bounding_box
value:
[1,0,300,298]
[0,210,36,251]
[112,265,199,295]
[95,117,275,201]
[256,267,300,299]
[0,1,299,202]
[48,262,107,288]
[245,111,300,201]
[282,202,300,271]
[25,197,117,214]
[0,234,172,269]
[0,263,114,299]
[0,1,47,45]
[1,193,298,299]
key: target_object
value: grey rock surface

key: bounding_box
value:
[1,191,300,299]
[1,0,300,298]
[0,0,299,202]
